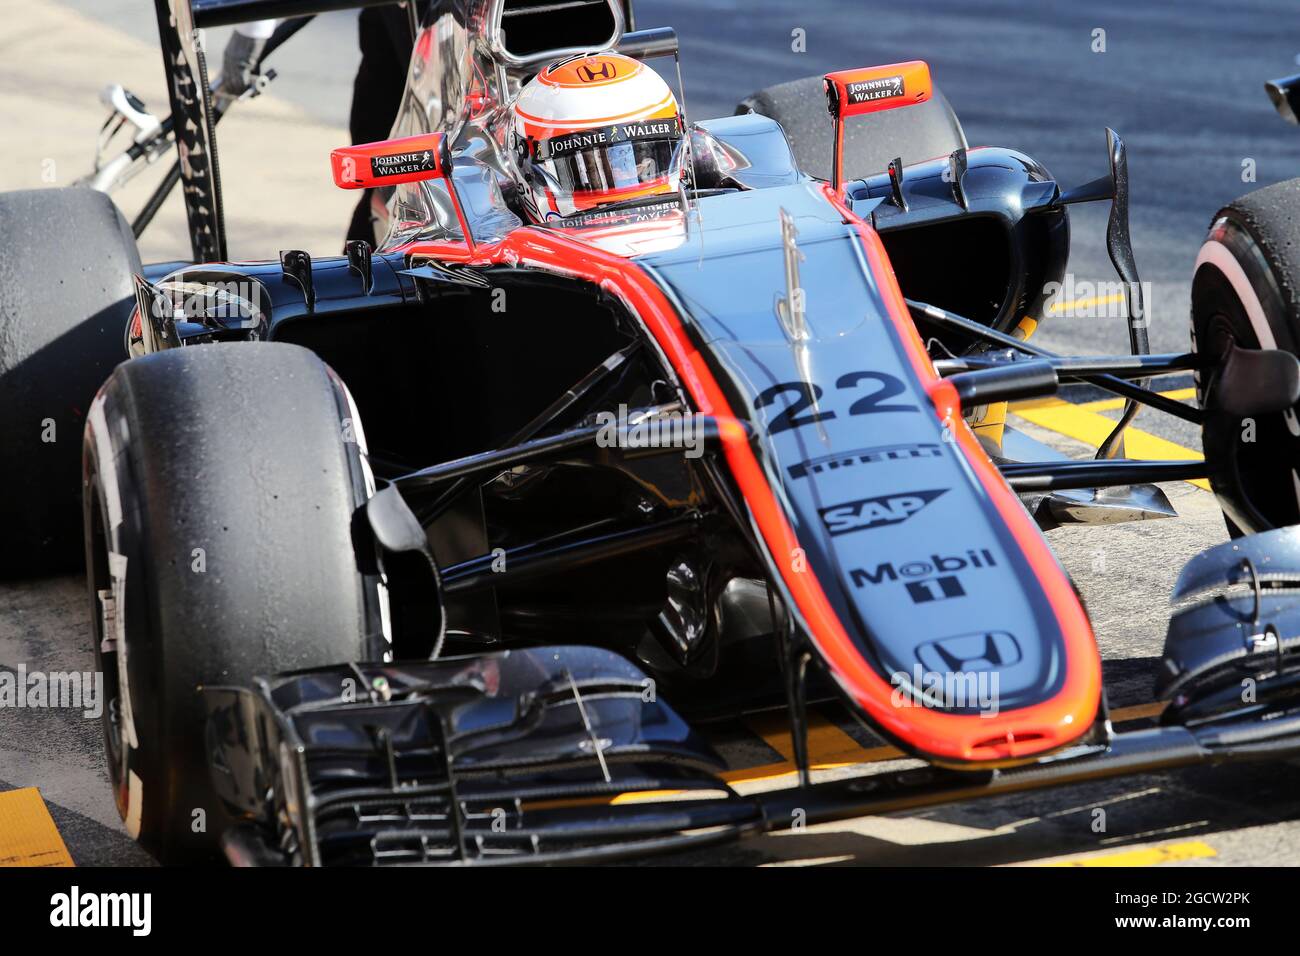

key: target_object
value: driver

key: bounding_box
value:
[509,53,686,222]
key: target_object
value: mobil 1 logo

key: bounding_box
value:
[849,547,999,604]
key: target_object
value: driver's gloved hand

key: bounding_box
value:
[216,30,268,102]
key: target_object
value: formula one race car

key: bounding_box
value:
[6,0,1300,866]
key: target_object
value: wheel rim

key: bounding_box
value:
[87,479,128,821]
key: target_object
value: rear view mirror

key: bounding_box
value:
[823,61,933,120]
[823,60,933,191]
[330,133,448,190]
[1266,73,1300,125]
[330,131,478,251]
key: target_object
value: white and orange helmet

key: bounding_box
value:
[510,53,685,221]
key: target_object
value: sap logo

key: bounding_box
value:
[819,489,946,536]
[917,631,1021,674]
[850,548,998,604]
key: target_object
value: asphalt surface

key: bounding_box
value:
[3,0,1300,868]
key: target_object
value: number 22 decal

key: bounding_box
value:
[755,371,915,435]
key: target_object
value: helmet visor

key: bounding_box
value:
[531,115,682,200]
[546,139,678,194]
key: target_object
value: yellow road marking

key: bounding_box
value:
[1013,315,1039,341]
[1011,397,1210,490]
[610,789,695,805]
[1014,388,1197,413]
[1012,396,1069,411]
[1047,292,1127,315]
[745,710,872,765]
[1041,839,1216,867]
[719,746,906,787]
[1076,387,1198,412]
[1109,701,1168,723]
[0,788,73,867]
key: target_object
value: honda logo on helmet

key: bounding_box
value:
[577,61,617,83]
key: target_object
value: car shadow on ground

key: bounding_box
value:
[660,747,1300,866]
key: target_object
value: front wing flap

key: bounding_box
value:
[1158,528,1300,714]
[204,646,763,865]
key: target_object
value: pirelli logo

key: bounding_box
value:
[789,442,942,480]
[847,74,904,104]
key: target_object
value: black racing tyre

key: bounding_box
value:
[83,342,385,863]
[0,188,141,575]
[1192,178,1300,536]
[736,75,967,182]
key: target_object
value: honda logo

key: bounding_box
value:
[916,631,1021,674]
[577,61,617,83]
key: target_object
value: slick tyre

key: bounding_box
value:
[1192,179,1300,535]
[0,188,141,574]
[737,75,966,182]
[83,342,384,863]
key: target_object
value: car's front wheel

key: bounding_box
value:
[1192,179,1300,535]
[83,342,385,863]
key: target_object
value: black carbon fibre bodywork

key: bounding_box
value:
[847,147,1070,342]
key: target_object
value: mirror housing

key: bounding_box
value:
[1266,73,1300,125]
[330,132,477,250]
[823,61,933,191]
[824,61,933,119]
[330,133,448,191]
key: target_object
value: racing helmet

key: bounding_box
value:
[510,53,685,221]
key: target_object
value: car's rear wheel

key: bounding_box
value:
[0,188,141,575]
[83,342,385,863]
[736,75,967,181]
[1192,179,1300,535]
